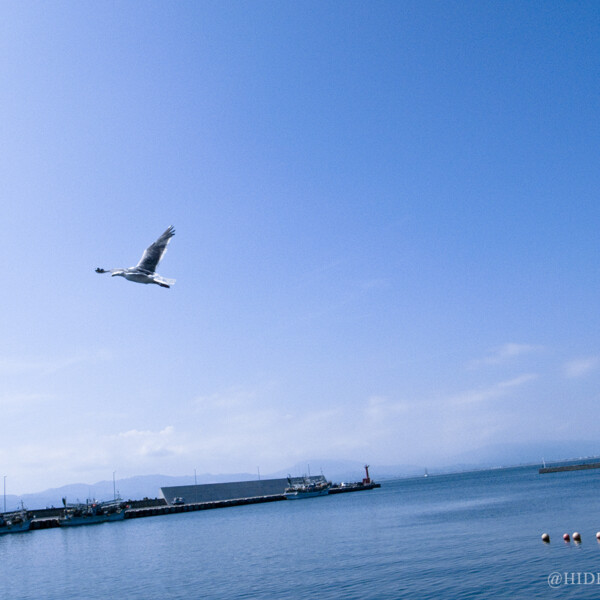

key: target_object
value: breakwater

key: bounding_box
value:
[539,462,600,474]
[27,482,380,531]
[329,482,380,494]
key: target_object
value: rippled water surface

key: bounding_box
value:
[4,466,600,599]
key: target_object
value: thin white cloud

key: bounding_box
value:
[0,392,54,411]
[497,373,538,388]
[194,386,258,410]
[116,426,183,458]
[450,373,538,406]
[0,350,112,376]
[564,356,600,378]
[364,396,409,420]
[6,426,187,490]
[0,372,544,493]
[468,343,541,369]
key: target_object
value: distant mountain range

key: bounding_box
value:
[2,461,417,511]
[2,472,261,512]
[4,441,600,512]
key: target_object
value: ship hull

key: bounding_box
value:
[284,489,330,500]
[60,511,125,527]
[0,520,31,534]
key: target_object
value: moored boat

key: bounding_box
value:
[59,498,125,527]
[0,507,32,534]
[284,477,331,500]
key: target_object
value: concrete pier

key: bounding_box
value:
[329,482,381,494]
[539,462,600,474]
[26,481,380,531]
[125,494,285,519]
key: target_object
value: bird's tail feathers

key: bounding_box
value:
[155,276,176,286]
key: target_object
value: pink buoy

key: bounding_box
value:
[563,533,570,542]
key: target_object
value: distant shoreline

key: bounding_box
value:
[378,455,600,481]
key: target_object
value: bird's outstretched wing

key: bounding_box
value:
[135,225,175,273]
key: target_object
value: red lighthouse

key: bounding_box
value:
[363,464,371,485]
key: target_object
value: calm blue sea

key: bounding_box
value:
[3,466,600,599]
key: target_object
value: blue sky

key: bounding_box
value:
[1,1,599,492]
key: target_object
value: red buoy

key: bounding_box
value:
[563,533,570,542]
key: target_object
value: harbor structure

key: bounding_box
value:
[159,475,328,505]
[539,461,600,474]
[26,472,379,530]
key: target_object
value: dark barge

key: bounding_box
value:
[539,462,600,474]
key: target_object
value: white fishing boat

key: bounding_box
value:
[1,478,31,533]
[59,498,125,527]
[284,477,331,500]
[0,507,31,534]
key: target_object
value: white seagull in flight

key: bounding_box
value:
[96,225,176,288]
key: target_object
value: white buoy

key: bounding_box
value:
[573,532,581,542]
[541,533,550,543]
